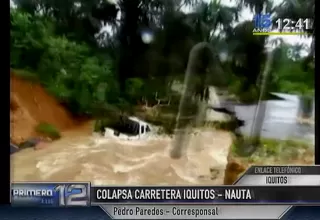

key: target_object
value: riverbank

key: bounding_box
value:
[10,72,314,185]
[224,137,314,184]
[11,121,314,185]
[10,72,89,144]
[11,126,233,185]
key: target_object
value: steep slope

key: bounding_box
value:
[10,73,78,144]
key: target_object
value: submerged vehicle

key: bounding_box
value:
[104,116,152,140]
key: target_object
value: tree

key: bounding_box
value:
[13,0,118,45]
[275,0,315,68]
[10,0,314,122]
[171,42,226,159]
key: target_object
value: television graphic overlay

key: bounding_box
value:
[253,13,313,35]
[8,166,320,219]
[11,182,90,207]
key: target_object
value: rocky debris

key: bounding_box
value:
[10,143,19,154]
[198,168,224,182]
[223,157,247,185]
[18,137,42,149]
[209,167,221,180]
[10,137,53,154]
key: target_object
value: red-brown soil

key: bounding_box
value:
[10,72,313,185]
[10,73,82,144]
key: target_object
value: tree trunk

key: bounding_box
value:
[171,42,220,159]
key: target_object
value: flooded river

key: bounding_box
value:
[235,93,314,143]
[11,129,232,185]
[11,93,314,185]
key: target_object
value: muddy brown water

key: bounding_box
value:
[11,87,314,186]
[11,128,232,185]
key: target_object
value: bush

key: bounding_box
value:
[37,37,118,116]
[11,9,120,117]
[94,118,115,133]
[13,69,39,82]
[10,10,53,69]
[231,136,311,161]
[35,122,61,140]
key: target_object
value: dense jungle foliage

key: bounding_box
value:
[10,0,314,117]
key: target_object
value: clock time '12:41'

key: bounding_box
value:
[275,18,312,32]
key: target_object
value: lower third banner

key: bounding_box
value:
[91,186,320,204]
[11,183,320,206]
[11,182,91,207]
[98,204,293,219]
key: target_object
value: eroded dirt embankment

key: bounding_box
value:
[11,73,313,185]
[10,73,79,144]
[10,73,236,185]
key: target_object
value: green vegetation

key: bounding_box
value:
[13,69,40,82]
[35,123,61,140]
[232,137,312,163]
[10,0,314,123]
[268,43,314,96]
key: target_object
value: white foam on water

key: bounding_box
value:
[170,163,199,184]
[92,179,120,186]
[126,174,142,185]
[111,155,159,173]
[115,152,164,163]
[36,159,64,178]
[16,128,233,185]
[208,148,229,166]
[90,137,112,146]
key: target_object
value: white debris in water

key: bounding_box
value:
[22,125,232,185]
[126,175,142,185]
[170,164,199,184]
[115,152,164,163]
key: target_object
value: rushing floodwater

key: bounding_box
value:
[11,129,232,185]
[11,93,314,184]
[235,93,314,143]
